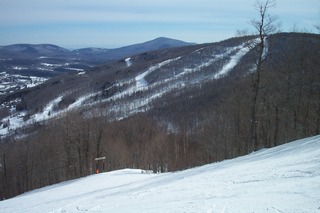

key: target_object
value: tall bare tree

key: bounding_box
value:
[245,0,280,152]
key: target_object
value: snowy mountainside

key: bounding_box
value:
[1,33,319,139]
[99,39,252,118]
[0,36,254,135]
[1,135,319,212]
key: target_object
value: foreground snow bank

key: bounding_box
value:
[1,135,320,212]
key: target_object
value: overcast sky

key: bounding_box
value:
[0,0,319,48]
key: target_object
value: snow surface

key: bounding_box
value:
[1,135,320,213]
[31,96,63,123]
[213,44,250,79]
[0,92,100,137]
[135,57,181,89]
[125,57,132,67]
[0,112,26,136]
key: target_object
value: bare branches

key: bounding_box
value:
[244,0,281,153]
[238,0,281,38]
[315,10,320,32]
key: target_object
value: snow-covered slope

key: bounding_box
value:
[65,40,254,120]
[1,135,319,213]
[0,38,255,136]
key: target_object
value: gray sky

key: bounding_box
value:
[0,0,319,48]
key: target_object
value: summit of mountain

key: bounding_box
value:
[72,37,194,60]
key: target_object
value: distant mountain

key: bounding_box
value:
[0,37,193,77]
[0,44,70,57]
[0,37,194,94]
[0,37,194,61]
[72,37,194,60]
[102,37,194,59]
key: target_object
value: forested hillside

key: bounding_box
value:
[0,32,319,199]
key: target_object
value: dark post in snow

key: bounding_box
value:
[94,156,106,174]
[0,154,7,200]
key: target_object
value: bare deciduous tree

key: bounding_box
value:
[245,0,280,152]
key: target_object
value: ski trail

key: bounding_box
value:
[135,56,181,89]
[213,44,250,79]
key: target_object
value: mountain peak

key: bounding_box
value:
[144,37,194,48]
[2,43,69,55]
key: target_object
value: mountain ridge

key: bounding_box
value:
[0,37,194,57]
